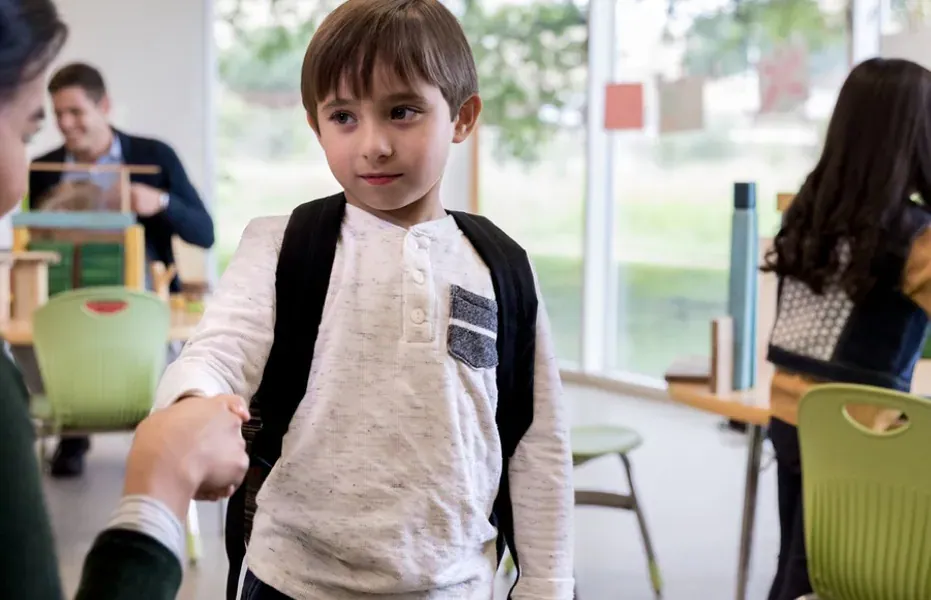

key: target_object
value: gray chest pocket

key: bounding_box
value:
[448,285,499,370]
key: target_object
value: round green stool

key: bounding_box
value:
[500,425,663,599]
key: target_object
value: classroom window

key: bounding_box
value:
[609,0,851,380]
[213,1,340,273]
[463,0,588,365]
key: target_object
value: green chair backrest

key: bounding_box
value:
[798,384,931,600]
[32,286,169,431]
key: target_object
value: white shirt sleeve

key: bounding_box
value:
[106,495,185,563]
[507,266,575,599]
[154,216,286,409]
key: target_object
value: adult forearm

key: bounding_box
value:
[74,528,182,600]
[163,195,215,248]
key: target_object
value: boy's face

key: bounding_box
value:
[313,66,479,220]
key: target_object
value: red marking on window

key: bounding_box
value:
[85,300,127,314]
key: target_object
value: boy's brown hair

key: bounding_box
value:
[301,0,478,127]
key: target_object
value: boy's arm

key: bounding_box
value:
[155,217,285,409]
[508,273,575,599]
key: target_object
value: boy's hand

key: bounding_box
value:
[175,393,250,501]
[123,394,250,521]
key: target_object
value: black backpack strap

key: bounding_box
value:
[225,193,346,600]
[450,211,537,596]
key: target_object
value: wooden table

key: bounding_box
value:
[0,307,202,346]
[667,360,931,600]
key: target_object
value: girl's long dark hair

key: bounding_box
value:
[763,58,931,301]
[0,0,67,102]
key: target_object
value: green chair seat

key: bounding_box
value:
[499,423,661,597]
[572,425,643,466]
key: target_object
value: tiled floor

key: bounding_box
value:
[46,385,780,599]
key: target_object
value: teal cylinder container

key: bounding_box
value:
[728,182,759,391]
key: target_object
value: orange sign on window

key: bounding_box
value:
[604,83,644,131]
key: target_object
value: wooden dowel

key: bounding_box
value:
[31,162,160,175]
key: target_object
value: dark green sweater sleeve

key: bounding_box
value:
[0,347,182,600]
[75,529,182,600]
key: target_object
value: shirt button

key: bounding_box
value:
[412,270,425,284]
[411,308,425,324]
[418,237,431,250]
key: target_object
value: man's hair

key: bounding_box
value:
[301,0,478,127]
[48,62,107,103]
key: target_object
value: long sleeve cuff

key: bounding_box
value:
[106,495,185,563]
[512,576,576,599]
[154,364,229,410]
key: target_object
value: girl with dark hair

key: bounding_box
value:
[762,57,931,600]
[0,1,250,598]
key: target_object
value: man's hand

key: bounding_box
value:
[123,395,250,521]
[130,183,166,217]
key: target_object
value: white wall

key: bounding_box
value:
[1,0,214,281]
[441,135,474,213]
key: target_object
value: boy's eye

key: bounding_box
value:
[329,111,356,125]
[390,107,419,121]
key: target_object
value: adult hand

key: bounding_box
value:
[123,395,250,522]
[130,182,166,217]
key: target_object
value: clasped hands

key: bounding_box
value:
[123,394,251,522]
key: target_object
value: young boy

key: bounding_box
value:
[155,0,574,598]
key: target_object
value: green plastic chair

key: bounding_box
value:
[25,287,211,562]
[797,384,931,600]
[501,425,662,598]
[30,286,169,441]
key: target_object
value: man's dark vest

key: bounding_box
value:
[224,193,538,599]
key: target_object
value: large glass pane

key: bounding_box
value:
[214,1,340,274]
[462,0,588,364]
[611,0,850,380]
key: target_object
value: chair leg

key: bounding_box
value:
[218,497,227,539]
[502,551,515,576]
[620,453,663,598]
[186,501,202,565]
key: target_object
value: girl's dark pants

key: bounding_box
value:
[767,417,813,600]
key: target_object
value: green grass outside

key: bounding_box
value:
[529,255,728,377]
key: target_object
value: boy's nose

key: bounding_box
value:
[360,123,394,160]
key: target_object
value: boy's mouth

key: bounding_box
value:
[360,173,402,186]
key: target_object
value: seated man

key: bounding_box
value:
[26,62,215,477]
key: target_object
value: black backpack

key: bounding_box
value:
[225,193,538,598]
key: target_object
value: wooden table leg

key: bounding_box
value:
[11,262,48,320]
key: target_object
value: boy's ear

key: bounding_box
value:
[452,95,482,144]
[97,94,112,116]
